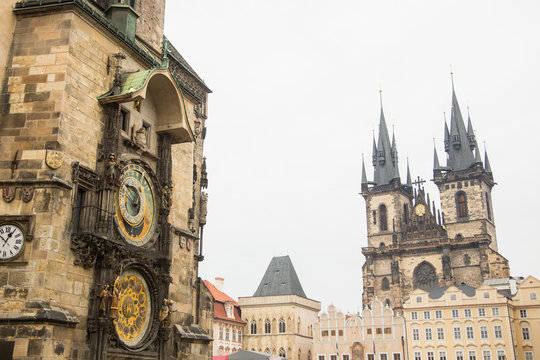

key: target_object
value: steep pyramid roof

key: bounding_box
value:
[253,256,307,298]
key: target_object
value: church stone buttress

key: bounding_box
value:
[361,84,510,311]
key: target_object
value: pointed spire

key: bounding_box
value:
[443,113,450,152]
[406,158,412,187]
[466,107,476,150]
[371,133,377,167]
[484,144,492,173]
[433,140,442,171]
[446,73,475,170]
[474,141,483,166]
[361,154,368,185]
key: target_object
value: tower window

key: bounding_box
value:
[382,277,390,291]
[485,192,492,221]
[456,191,468,218]
[372,210,377,224]
[379,204,388,231]
[264,320,271,333]
[120,108,130,133]
[279,318,286,333]
[403,204,409,223]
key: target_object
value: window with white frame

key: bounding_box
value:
[219,327,223,340]
[524,352,533,360]
[412,328,420,341]
[494,325,503,339]
[491,307,500,316]
[238,330,242,342]
[531,293,537,300]
[414,352,421,360]
[226,328,230,340]
[454,327,461,340]
[427,352,434,360]
[425,328,433,340]
[496,351,505,360]
[380,354,388,360]
[437,327,444,340]
[435,310,442,319]
[456,351,464,360]
[469,351,477,360]
[480,325,488,339]
[483,291,490,299]
[452,309,459,318]
[464,309,472,318]
[330,355,337,360]
[522,327,530,340]
[343,356,350,360]
[368,354,375,360]
[483,351,491,360]
[393,354,401,360]
[411,311,418,320]
[439,351,447,360]
[466,326,474,339]
[423,311,431,320]
[478,308,486,317]
[450,294,457,300]
[318,356,325,360]
[520,309,528,318]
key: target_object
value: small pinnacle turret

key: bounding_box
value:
[361,154,368,186]
[406,158,412,187]
[484,149,492,173]
[372,94,400,186]
[434,146,441,171]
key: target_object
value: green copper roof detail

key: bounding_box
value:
[98,69,154,100]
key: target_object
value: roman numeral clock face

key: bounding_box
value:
[114,163,158,246]
[0,224,25,261]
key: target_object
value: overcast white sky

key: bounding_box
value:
[165,0,540,314]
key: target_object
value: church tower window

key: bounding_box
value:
[403,204,409,224]
[382,277,390,291]
[379,204,388,231]
[456,192,468,218]
[485,192,492,221]
[279,318,286,333]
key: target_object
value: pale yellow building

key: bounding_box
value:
[403,283,518,360]
[511,276,540,360]
[239,256,321,360]
[313,299,406,360]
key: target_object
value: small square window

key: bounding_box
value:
[450,294,457,300]
[120,108,130,133]
[483,292,490,299]
[478,308,486,317]
[416,296,422,303]
[423,311,431,320]
[492,307,500,316]
[367,329,372,335]
[452,309,459,318]
[435,310,442,319]
[411,312,418,320]
[530,292,537,300]
[464,309,472,318]
[520,309,528,318]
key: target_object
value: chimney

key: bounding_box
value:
[215,277,224,292]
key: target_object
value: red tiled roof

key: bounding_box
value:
[204,280,245,324]
[204,280,238,305]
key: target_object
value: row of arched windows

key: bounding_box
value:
[250,318,287,334]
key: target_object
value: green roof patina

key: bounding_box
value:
[98,69,154,100]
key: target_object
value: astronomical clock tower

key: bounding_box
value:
[0,1,213,359]
[361,85,510,310]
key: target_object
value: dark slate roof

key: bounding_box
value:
[253,256,307,298]
[174,324,212,342]
[445,85,476,171]
[428,283,476,299]
[372,105,400,186]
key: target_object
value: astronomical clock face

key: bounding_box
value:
[115,163,157,246]
[414,203,426,216]
[114,270,152,347]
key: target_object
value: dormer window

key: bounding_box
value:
[225,302,234,319]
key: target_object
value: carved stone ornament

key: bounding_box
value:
[186,238,192,251]
[2,187,15,203]
[161,185,173,211]
[45,150,64,170]
[134,127,147,149]
[105,153,120,186]
[21,186,34,202]
[179,236,185,249]
[199,192,208,225]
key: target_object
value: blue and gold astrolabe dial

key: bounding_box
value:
[115,163,157,246]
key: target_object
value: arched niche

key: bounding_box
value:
[413,261,438,290]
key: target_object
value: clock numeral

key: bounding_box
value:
[15,233,21,238]
[5,226,11,232]
[15,240,22,244]
[2,251,6,257]
[13,245,19,250]
[0,229,4,235]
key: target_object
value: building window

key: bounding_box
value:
[480,325,488,339]
[232,329,236,341]
[251,321,257,334]
[496,351,505,360]
[384,327,392,334]
[339,330,343,336]
[279,318,286,333]
[412,329,419,341]
[483,292,490,299]
[437,327,444,340]
[491,307,500,316]
[439,352,446,360]
[372,210,377,224]
[319,356,326,360]
[483,351,491,360]
[530,292,537,300]
[494,325,503,339]
[478,308,486,317]
[414,352,421,360]
[425,328,432,340]
[411,312,418,320]
[394,354,401,360]
[423,311,431,320]
[456,351,464,360]
[379,204,388,231]
[382,277,390,291]
[368,355,375,360]
[238,330,242,342]
[522,327,530,340]
[366,329,372,335]
[466,326,474,339]
[322,330,329,336]
[456,191,468,218]
[486,192,492,221]
[464,309,472,318]
[376,328,382,335]
[219,327,223,340]
[279,349,286,358]
[520,309,528,318]
[120,108,130,133]
[427,352,434,360]
[450,294,457,300]
[453,327,461,340]
[524,352,533,360]
[452,309,459,318]
[265,320,271,334]
[469,351,477,360]
[225,328,230,340]
[381,354,388,360]
[416,296,422,303]
[385,299,391,307]
[343,356,350,360]
[404,204,409,223]
[331,330,336,336]
[331,356,337,360]
[435,310,442,319]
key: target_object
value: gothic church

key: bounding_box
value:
[361,82,510,310]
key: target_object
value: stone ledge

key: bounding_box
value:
[0,301,79,326]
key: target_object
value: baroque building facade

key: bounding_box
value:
[0,0,213,359]
[361,84,510,310]
[239,256,321,360]
[312,300,406,360]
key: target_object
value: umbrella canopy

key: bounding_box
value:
[228,350,286,360]
[213,357,229,360]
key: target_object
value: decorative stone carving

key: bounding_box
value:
[105,153,120,186]
[21,186,34,202]
[99,285,111,317]
[199,192,208,225]
[442,254,452,280]
[2,187,15,203]
[134,127,147,149]
[162,185,173,211]
[391,260,400,284]
[413,261,438,290]
[45,150,64,170]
